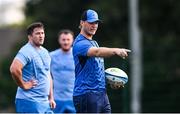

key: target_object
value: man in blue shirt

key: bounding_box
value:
[10,22,56,113]
[50,29,76,113]
[73,9,131,113]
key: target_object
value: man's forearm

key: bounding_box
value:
[48,75,54,100]
[95,47,117,57]
[88,47,119,57]
[10,68,25,88]
[88,47,130,58]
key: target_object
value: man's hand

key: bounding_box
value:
[49,98,56,109]
[109,81,124,89]
[22,79,38,90]
[115,48,131,59]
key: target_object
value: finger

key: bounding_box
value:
[120,82,124,88]
[50,102,56,109]
[118,50,125,57]
[30,80,38,87]
[125,49,131,53]
[123,50,128,57]
[32,81,38,86]
[121,50,127,58]
[33,79,38,84]
[52,102,56,109]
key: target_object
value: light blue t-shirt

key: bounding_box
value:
[50,48,75,101]
[73,34,106,96]
[15,42,51,102]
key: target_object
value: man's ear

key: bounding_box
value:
[28,35,31,40]
[79,20,84,29]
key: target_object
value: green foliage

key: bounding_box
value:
[139,0,180,112]
[0,56,16,111]
[0,36,26,112]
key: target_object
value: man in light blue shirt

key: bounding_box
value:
[50,29,76,113]
[10,22,56,113]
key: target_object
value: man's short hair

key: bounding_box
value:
[58,29,74,38]
[27,22,44,35]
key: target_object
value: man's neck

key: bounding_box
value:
[80,31,92,40]
[29,41,41,49]
[61,48,71,53]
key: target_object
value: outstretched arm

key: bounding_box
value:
[87,47,131,58]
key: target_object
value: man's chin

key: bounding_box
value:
[62,48,70,52]
[90,32,96,35]
[39,42,44,45]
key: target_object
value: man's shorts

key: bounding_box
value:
[15,98,53,113]
[73,91,111,113]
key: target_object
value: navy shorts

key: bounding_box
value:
[73,91,111,113]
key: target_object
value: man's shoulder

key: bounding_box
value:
[19,43,32,53]
[40,46,49,52]
[15,43,33,62]
[74,35,90,46]
[74,34,86,42]
[49,49,59,56]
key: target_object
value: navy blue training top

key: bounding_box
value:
[73,34,106,96]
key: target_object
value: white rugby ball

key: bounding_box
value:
[105,67,128,85]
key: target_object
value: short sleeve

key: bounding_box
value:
[15,50,30,66]
[73,40,92,57]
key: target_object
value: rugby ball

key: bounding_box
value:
[105,67,128,85]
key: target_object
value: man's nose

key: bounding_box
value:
[92,23,98,27]
[39,33,43,37]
